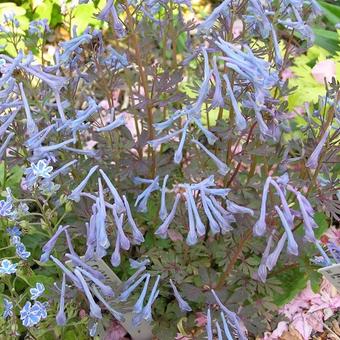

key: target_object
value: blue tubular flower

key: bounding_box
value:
[169,279,192,312]
[74,268,102,319]
[215,320,223,340]
[211,290,247,340]
[220,312,234,340]
[30,283,45,300]
[206,196,233,233]
[111,233,121,267]
[112,205,130,250]
[266,233,287,271]
[50,255,83,290]
[24,124,55,150]
[96,113,126,132]
[99,169,125,213]
[201,191,220,235]
[129,258,150,269]
[134,176,160,212]
[148,129,184,150]
[253,177,271,236]
[185,198,198,246]
[92,286,124,322]
[315,241,332,266]
[306,126,331,169]
[123,266,146,290]
[96,178,109,258]
[16,242,31,260]
[271,25,283,67]
[64,229,76,257]
[206,308,213,340]
[0,132,14,161]
[328,242,340,263]
[0,259,17,274]
[269,179,294,227]
[59,33,92,63]
[193,117,218,145]
[223,74,247,131]
[197,0,230,32]
[159,175,169,221]
[89,322,98,337]
[64,254,105,280]
[174,120,190,164]
[133,274,151,314]
[211,56,224,108]
[98,0,125,38]
[56,274,66,326]
[257,233,274,283]
[20,301,41,327]
[155,194,180,239]
[186,185,205,237]
[123,195,144,244]
[0,109,19,138]
[3,298,13,319]
[69,165,99,202]
[192,139,229,176]
[75,266,114,297]
[289,187,317,242]
[275,206,298,256]
[244,0,272,38]
[119,274,148,302]
[142,275,160,322]
[40,225,69,262]
[48,160,78,181]
[226,200,254,216]
[18,82,38,137]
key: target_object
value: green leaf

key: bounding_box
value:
[318,1,340,25]
[313,28,340,53]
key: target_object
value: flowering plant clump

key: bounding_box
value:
[0,0,339,339]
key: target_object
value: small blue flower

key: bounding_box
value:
[31,160,53,179]
[30,283,45,300]
[0,200,12,217]
[3,298,13,319]
[0,260,17,275]
[20,301,48,327]
[7,226,21,237]
[16,242,31,260]
[20,301,41,327]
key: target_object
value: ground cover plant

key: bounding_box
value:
[0,0,339,339]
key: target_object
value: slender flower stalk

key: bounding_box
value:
[112,205,130,250]
[159,175,169,221]
[223,74,247,131]
[266,233,287,271]
[40,225,69,262]
[123,195,144,244]
[192,139,229,175]
[206,308,213,340]
[74,268,102,319]
[0,132,14,161]
[50,255,82,290]
[253,177,271,236]
[99,169,125,212]
[69,165,99,202]
[169,279,192,312]
[75,266,114,297]
[92,286,124,322]
[65,254,105,280]
[19,82,38,137]
[56,274,66,326]
[134,274,151,314]
[274,206,298,256]
[155,194,180,238]
[306,125,331,169]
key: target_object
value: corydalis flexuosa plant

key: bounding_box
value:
[0,0,338,338]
